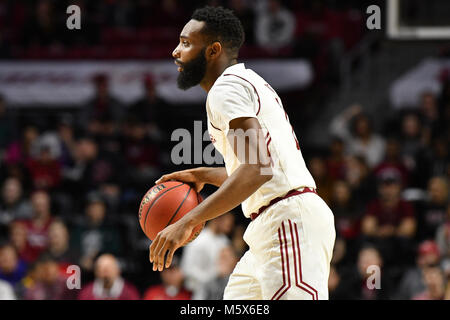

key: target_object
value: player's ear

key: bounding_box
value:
[207,41,222,60]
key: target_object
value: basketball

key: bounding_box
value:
[138,181,204,245]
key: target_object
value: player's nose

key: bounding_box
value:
[172,45,180,59]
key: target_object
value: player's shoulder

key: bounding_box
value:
[209,71,255,106]
[212,75,247,95]
[213,64,256,93]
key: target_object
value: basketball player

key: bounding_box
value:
[149,6,336,300]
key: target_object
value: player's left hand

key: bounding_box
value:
[149,220,193,271]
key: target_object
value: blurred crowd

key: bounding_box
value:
[319,83,450,299]
[0,71,449,300]
[0,70,251,300]
[0,0,367,56]
[0,0,370,86]
[0,0,448,301]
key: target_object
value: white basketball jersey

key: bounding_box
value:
[206,63,316,218]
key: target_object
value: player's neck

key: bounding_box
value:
[200,59,238,93]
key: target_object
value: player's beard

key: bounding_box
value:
[176,48,207,90]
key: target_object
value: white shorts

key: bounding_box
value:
[224,192,336,300]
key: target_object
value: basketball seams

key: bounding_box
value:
[142,182,185,234]
[165,186,192,227]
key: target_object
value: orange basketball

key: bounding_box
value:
[138,181,204,245]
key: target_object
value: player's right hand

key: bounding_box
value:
[155,168,205,193]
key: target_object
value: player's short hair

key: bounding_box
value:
[191,6,245,56]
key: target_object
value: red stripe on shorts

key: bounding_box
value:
[289,220,318,300]
[271,220,319,300]
[271,222,291,300]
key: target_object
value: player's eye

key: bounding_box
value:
[182,41,189,47]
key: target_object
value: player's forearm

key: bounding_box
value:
[195,166,228,187]
[183,164,272,227]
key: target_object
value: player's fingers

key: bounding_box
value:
[156,239,172,271]
[165,247,177,269]
[152,241,166,271]
[149,234,161,263]
[194,182,204,193]
[155,174,170,184]
[156,172,182,184]
[149,240,155,263]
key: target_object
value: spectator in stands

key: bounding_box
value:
[71,194,122,272]
[55,115,77,169]
[14,259,42,300]
[0,279,16,300]
[181,212,234,300]
[0,95,17,152]
[79,73,123,128]
[122,117,161,188]
[0,177,32,227]
[8,221,35,263]
[40,220,79,270]
[374,137,410,187]
[26,142,62,191]
[399,112,426,176]
[435,203,450,278]
[21,191,54,262]
[78,254,139,300]
[336,245,391,300]
[143,0,186,28]
[204,246,239,300]
[61,136,99,203]
[255,0,296,51]
[343,155,375,206]
[437,77,450,139]
[228,0,256,45]
[86,115,122,157]
[330,105,386,168]
[105,0,137,29]
[87,156,124,214]
[328,265,346,300]
[63,136,124,213]
[4,125,39,166]
[426,136,449,181]
[330,180,361,255]
[308,155,333,204]
[23,255,75,300]
[143,255,191,300]
[416,176,449,241]
[22,0,64,47]
[82,122,125,215]
[394,240,441,300]
[418,91,440,144]
[326,137,346,181]
[128,74,165,140]
[412,265,446,300]
[330,237,349,273]
[361,169,416,266]
[0,244,27,287]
